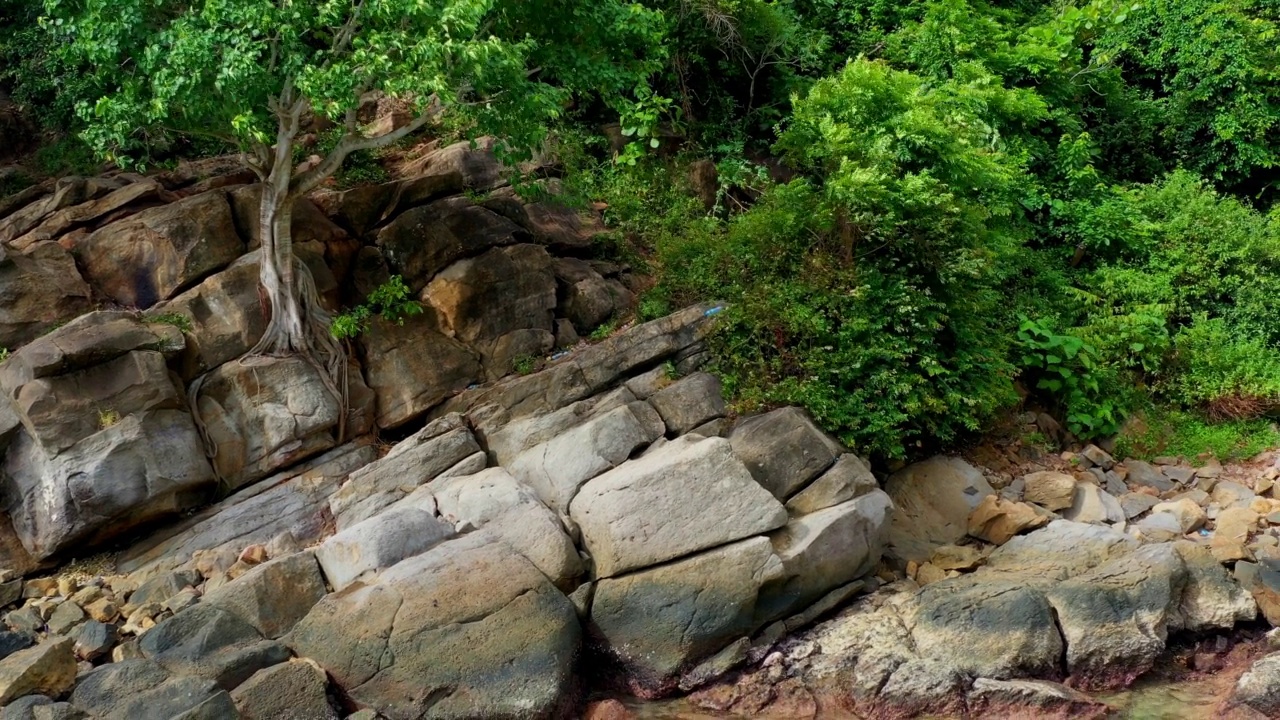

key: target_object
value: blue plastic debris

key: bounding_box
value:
[1199,529,1211,537]
[704,305,725,317]
[551,351,570,361]
[467,383,481,390]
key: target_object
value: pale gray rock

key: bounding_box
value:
[202,552,327,639]
[647,372,725,436]
[570,436,787,578]
[728,407,843,501]
[314,507,454,591]
[785,454,879,516]
[884,456,994,563]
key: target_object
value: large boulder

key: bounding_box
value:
[377,197,527,291]
[590,536,783,697]
[423,244,556,376]
[193,356,341,490]
[553,258,617,334]
[314,507,455,591]
[1046,543,1187,689]
[507,403,663,513]
[138,603,290,690]
[648,372,726,437]
[202,551,328,639]
[329,414,482,529]
[427,468,583,588]
[288,534,581,720]
[1233,652,1280,718]
[71,190,244,308]
[230,660,338,720]
[728,407,844,501]
[1,313,213,559]
[70,660,229,720]
[757,492,893,621]
[883,456,995,563]
[358,313,482,430]
[149,260,264,381]
[570,435,787,578]
[0,637,75,705]
[0,243,92,351]
[785,454,879,516]
[481,386,639,466]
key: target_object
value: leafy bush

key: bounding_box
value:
[1160,317,1280,420]
[1017,317,1123,438]
[1115,405,1280,462]
[331,276,422,340]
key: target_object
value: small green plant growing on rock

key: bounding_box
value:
[1018,317,1122,440]
[513,355,539,376]
[331,276,423,341]
[0,348,9,363]
[149,312,193,334]
[97,408,120,430]
[589,318,620,342]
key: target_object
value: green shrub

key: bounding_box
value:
[1016,317,1123,439]
[148,312,194,334]
[1115,405,1280,462]
[331,276,422,340]
[1160,316,1280,419]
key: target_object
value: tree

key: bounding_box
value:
[44,0,665,390]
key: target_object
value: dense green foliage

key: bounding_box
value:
[8,0,1280,460]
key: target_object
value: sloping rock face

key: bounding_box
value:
[0,243,92,351]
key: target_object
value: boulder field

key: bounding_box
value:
[4,142,1280,718]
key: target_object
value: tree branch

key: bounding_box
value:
[291,95,444,195]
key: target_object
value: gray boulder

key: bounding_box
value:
[728,407,844,501]
[138,604,289,690]
[482,386,639,466]
[553,257,616,334]
[508,403,662,513]
[1124,460,1176,493]
[757,491,893,621]
[314,507,454,591]
[328,414,481,530]
[883,456,995,563]
[0,637,75,705]
[377,197,526,291]
[590,536,783,697]
[150,259,264,381]
[288,534,581,720]
[427,468,582,588]
[648,372,726,436]
[785,454,879,516]
[1233,651,1280,718]
[230,660,338,720]
[1022,471,1077,512]
[570,435,787,578]
[70,659,227,720]
[193,355,340,490]
[202,552,327,639]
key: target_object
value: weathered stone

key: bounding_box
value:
[523,199,610,253]
[509,403,662,513]
[149,260,264,381]
[911,576,1064,679]
[1233,651,1280,718]
[314,507,454,591]
[0,177,123,245]
[1062,484,1124,525]
[3,409,215,560]
[553,257,616,334]
[358,313,481,430]
[884,456,995,563]
[1214,481,1257,509]
[1162,466,1196,484]
[202,552,326,639]
[1120,493,1160,520]
[378,197,526,292]
[230,660,337,720]
[785,454,878,516]
[1124,460,1176,493]
[427,468,583,588]
[647,372,726,437]
[44,603,83,636]
[389,139,507,215]
[967,678,1107,718]
[10,179,164,251]
[591,536,783,697]
[0,632,33,662]
[117,443,375,578]
[1235,561,1280,626]
[70,659,227,720]
[1135,512,1184,543]
[677,638,750,693]
[0,244,91,352]
[1080,445,1115,470]
[481,386,638,466]
[930,544,983,571]
[1214,507,1260,561]
[72,190,243,308]
[984,520,1138,582]
[424,243,557,375]
[1151,498,1207,533]
[729,407,843,501]
[758,492,893,621]
[328,415,480,529]
[1022,471,1077,512]
[1047,543,1187,689]
[194,356,340,490]
[288,534,580,720]
[570,435,787,578]
[967,495,1050,545]
[139,604,289,690]
[1172,541,1256,632]
[69,620,116,662]
[168,691,238,720]
[0,637,75,705]
[874,657,968,718]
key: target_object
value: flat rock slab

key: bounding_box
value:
[70,659,228,720]
[785,454,878,516]
[288,534,581,720]
[230,660,338,720]
[590,536,783,697]
[570,435,787,578]
[202,551,328,639]
[139,603,289,690]
[0,636,75,705]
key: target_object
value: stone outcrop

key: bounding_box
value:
[0,243,92,351]
[883,456,994,563]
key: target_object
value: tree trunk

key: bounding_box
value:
[256,170,307,354]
